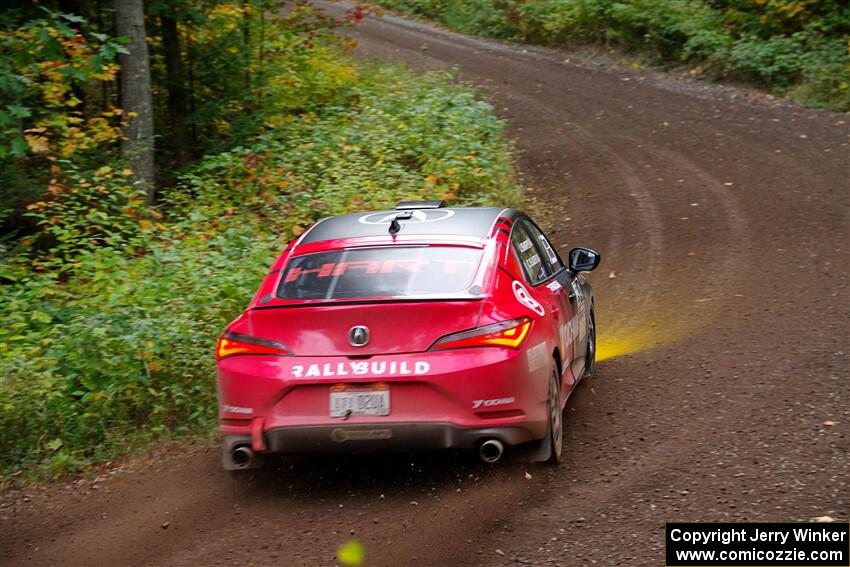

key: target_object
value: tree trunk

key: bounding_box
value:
[186,32,197,148]
[58,0,86,18]
[160,14,191,166]
[115,0,155,201]
[242,1,251,93]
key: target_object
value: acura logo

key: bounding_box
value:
[348,326,370,347]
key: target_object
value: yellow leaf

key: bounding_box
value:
[25,135,50,154]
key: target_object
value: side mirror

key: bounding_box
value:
[569,247,601,272]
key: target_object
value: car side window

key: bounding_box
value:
[511,222,550,284]
[521,220,563,274]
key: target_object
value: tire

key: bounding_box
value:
[545,365,564,465]
[583,309,596,379]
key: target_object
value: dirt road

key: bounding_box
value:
[2,4,848,566]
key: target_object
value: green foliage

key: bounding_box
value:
[375,0,850,111]
[442,1,518,39]
[517,0,608,44]
[151,1,353,155]
[22,165,152,267]
[0,236,263,479]
[789,37,850,110]
[728,33,809,87]
[0,11,125,219]
[166,64,519,236]
[0,61,520,485]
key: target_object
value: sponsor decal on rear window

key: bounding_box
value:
[278,246,483,300]
[538,235,559,264]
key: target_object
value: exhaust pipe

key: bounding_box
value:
[478,439,504,464]
[230,445,254,469]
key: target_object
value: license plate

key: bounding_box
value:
[329,384,390,417]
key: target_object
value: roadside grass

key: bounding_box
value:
[371,0,850,112]
[0,60,521,489]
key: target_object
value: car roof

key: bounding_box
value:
[299,206,511,245]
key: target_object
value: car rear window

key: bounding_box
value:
[277,246,484,300]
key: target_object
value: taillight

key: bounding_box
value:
[430,317,532,351]
[216,331,291,360]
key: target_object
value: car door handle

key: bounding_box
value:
[551,305,560,318]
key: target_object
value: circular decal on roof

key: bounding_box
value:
[358,209,455,225]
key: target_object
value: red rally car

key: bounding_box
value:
[216,201,600,469]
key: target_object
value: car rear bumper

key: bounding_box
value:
[217,345,554,457]
[222,420,543,460]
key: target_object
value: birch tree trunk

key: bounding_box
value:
[115,0,155,201]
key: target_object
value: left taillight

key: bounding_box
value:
[429,317,533,351]
[216,331,292,360]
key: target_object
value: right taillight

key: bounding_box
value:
[429,317,533,351]
[216,331,292,360]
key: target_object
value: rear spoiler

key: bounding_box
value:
[395,200,446,210]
